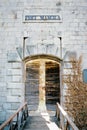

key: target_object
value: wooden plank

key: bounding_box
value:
[0,102,28,130]
[56,103,79,130]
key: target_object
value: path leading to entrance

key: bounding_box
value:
[23,111,61,130]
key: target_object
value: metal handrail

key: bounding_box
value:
[0,102,28,130]
[56,103,79,130]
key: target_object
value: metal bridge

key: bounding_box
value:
[0,102,79,130]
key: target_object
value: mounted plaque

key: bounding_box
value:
[23,10,62,23]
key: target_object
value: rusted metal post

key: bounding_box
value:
[23,37,28,58]
[60,37,62,58]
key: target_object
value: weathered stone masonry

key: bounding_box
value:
[0,0,87,122]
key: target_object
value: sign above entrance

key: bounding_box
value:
[23,11,62,23]
[25,15,61,22]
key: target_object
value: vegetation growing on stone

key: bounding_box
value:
[63,56,87,129]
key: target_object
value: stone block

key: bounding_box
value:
[0,111,6,122]
[0,106,3,112]
[7,96,21,103]
[7,69,22,76]
[0,96,6,103]
[7,83,24,89]
[11,62,22,69]
[3,103,11,110]
[12,75,22,82]
[11,89,22,96]
[6,63,12,69]
[7,51,21,62]
[12,69,22,75]
[0,92,7,96]
[0,82,6,87]
[6,69,12,76]
[0,86,6,91]
[6,76,12,82]
[11,103,20,110]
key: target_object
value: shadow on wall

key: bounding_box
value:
[63,51,77,61]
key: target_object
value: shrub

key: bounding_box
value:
[63,56,87,129]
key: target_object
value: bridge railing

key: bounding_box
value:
[0,102,28,130]
[56,103,79,130]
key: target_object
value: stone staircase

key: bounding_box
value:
[23,111,61,130]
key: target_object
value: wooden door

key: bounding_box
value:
[46,62,60,110]
[25,62,39,111]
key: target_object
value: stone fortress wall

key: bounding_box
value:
[0,0,87,122]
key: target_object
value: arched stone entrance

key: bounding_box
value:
[23,54,62,112]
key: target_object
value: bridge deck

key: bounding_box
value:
[23,111,61,130]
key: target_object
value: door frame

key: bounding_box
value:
[22,54,63,109]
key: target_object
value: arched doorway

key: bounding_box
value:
[23,54,62,112]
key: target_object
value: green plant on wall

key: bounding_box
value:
[63,56,87,130]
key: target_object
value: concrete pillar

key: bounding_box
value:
[38,60,46,112]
